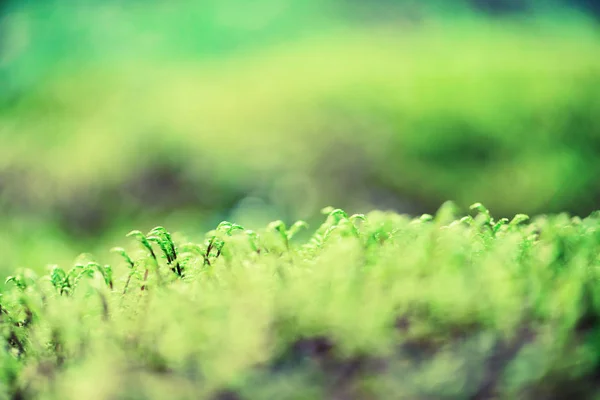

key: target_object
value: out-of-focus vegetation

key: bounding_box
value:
[0,1,599,274]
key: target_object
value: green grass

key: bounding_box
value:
[2,202,600,399]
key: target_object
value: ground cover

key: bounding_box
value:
[2,203,600,399]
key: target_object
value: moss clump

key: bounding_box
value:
[2,203,600,399]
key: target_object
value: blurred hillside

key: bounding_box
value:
[0,0,599,274]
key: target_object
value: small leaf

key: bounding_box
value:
[5,276,26,290]
[460,216,474,226]
[350,214,366,222]
[328,209,349,222]
[510,214,530,226]
[127,230,157,260]
[267,220,286,233]
[470,202,490,216]
[148,227,177,260]
[111,247,135,269]
[87,263,113,289]
[216,221,233,230]
[148,236,173,263]
[267,220,288,243]
[493,218,509,234]
[287,221,309,241]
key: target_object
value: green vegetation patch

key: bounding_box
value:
[2,203,600,399]
[2,20,600,230]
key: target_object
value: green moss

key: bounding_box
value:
[0,203,599,398]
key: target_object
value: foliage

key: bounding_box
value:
[1,203,600,398]
[1,16,600,231]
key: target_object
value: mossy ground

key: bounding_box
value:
[1,203,600,399]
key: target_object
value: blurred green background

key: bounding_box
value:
[0,0,599,276]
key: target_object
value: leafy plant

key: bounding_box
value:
[267,220,309,249]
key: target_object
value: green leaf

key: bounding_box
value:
[267,220,288,243]
[87,263,113,289]
[287,221,309,241]
[349,214,366,223]
[470,202,490,216]
[148,227,177,260]
[148,236,173,263]
[460,216,474,226]
[510,214,530,226]
[328,209,349,222]
[493,218,509,234]
[111,247,135,269]
[127,230,157,260]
